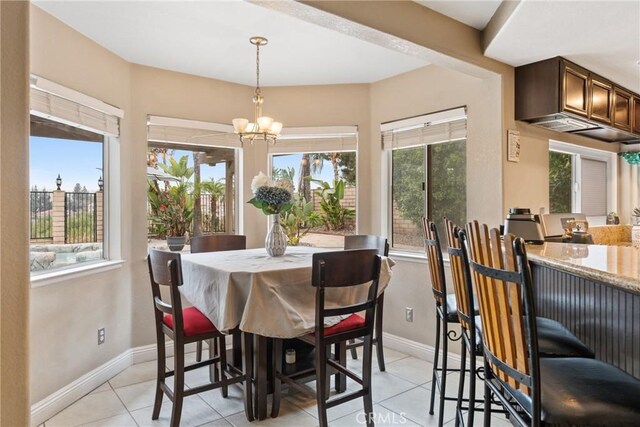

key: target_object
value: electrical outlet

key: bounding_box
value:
[98,328,105,345]
[405,307,414,322]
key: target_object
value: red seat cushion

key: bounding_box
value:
[163,306,217,337]
[321,314,366,336]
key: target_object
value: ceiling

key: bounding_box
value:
[34,0,640,93]
[32,0,429,87]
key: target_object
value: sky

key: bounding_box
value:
[30,137,338,193]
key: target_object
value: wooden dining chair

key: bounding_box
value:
[147,249,253,426]
[466,222,640,426]
[271,249,382,427]
[344,234,389,371]
[190,234,247,363]
[423,218,476,427]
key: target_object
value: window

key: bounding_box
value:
[383,107,467,251]
[269,127,358,247]
[146,116,240,250]
[548,141,617,225]
[29,76,122,275]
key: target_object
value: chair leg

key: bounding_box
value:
[438,319,449,427]
[152,333,166,420]
[219,336,228,398]
[335,342,347,393]
[243,332,254,422]
[362,336,375,427]
[349,339,358,360]
[271,338,282,418]
[467,345,477,427]
[196,340,202,362]
[170,341,185,427]
[455,337,467,427]
[375,294,386,371]
[316,342,329,427]
[429,314,441,415]
[483,358,492,427]
[208,339,217,383]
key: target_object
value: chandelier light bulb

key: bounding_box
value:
[232,118,249,133]
[270,122,283,134]
[257,116,274,132]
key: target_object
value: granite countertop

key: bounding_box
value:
[526,242,640,294]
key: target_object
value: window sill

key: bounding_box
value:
[30,260,125,288]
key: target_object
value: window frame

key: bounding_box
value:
[29,78,123,286]
[548,140,617,223]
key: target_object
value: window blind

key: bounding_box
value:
[30,76,121,136]
[381,107,467,150]
[269,126,358,154]
[580,158,607,216]
[147,116,241,148]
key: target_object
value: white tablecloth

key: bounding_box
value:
[180,246,394,338]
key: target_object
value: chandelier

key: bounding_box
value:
[232,36,282,144]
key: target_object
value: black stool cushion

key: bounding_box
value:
[511,358,640,426]
[475,316,594,358]
[536,317,594,358]
[445,293,479,322]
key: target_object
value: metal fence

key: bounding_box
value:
[200,193,225,233]
[65,192,97,243]
[30,191,53,240]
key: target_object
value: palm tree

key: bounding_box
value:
[200,179,226,232]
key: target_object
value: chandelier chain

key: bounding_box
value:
[255,42,261,95]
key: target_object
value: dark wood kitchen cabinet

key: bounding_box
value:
[589,76,613,125]
[633,96,640,134]
[613,88,632,131]
[561,61,589,117]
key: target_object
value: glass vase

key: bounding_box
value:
[265,214,287,256]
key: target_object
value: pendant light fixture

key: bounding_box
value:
[232,36,282,144]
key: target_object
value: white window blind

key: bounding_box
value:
[147,116,241,148]
[30,76,121,136]
[580,158,607,216]
[381,107,467,150]
[269,126,358,154]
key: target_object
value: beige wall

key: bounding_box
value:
[25,1,627,408]
[29,5,133,403]
[1,2,30,425]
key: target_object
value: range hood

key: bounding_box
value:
[515,57,640,144]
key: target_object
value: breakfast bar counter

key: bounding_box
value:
[526,242,640,379]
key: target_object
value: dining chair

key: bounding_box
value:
[271,249,382,427]
[466,222,640,426]
[344,234,389,371]
[190,234,247,363]
[147,249,253,426]
[423,218,477,427]
[445,219,595,427]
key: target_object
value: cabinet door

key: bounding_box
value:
[589,76,613,124]
[633,96,640,135]
[561,63,589,117]
[613,88,632,131]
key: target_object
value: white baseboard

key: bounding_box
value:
[382,332,462,366]
[30,350,133,426]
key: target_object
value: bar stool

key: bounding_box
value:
[466,222,640,426]
[423,218,476,427]
[445,219,595,426]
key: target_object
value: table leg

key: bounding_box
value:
[232,332,243,369]
[254,335,269,420]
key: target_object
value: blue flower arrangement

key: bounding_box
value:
[248,172,293,215]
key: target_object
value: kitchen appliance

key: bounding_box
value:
[540,212,588,242]
[564,220,594,244]
[504,208,544,244]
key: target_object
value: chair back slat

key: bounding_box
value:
[148,249,184,336]
[190,234,246,253]
[422,218,447,305]
[312,249,381,338]
[344,235,389,256]
[466,221,534,396]
[444,218,473,330]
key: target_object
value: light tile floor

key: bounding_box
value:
[44,348,512,427]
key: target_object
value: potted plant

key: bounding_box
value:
[248,172,292,256]
[147,156,195,251]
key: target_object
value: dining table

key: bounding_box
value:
[179,246,395,420]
